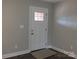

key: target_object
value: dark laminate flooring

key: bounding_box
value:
[6,53,36,59]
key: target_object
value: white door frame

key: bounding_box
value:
[29,6,48,51]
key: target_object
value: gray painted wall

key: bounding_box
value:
[2,0,54,54]
[50,0,77,54]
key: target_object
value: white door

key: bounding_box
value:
[29,6,48,51]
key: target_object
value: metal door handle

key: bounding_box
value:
[31,33,34,35]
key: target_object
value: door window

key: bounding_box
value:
[34,12,44,21]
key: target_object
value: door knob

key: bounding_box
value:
[31,33,34,35]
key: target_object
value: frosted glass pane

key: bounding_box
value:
[34,12,44,21]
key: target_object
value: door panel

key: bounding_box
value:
[29,6,48,50]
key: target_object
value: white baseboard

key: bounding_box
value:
[47,45,77,58]
[2,46,77,59]
[2,49,31,59]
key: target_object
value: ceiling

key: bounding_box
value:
[41,0,64,3]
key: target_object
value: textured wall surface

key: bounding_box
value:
[51,0,77,54]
